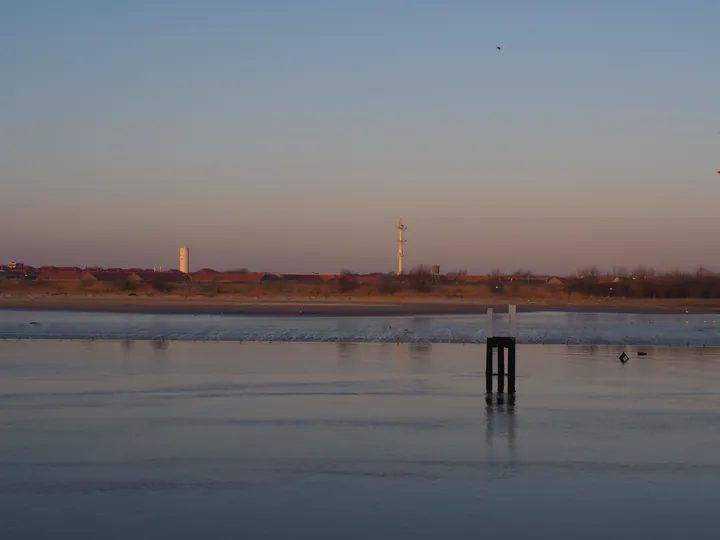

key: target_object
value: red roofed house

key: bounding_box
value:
[275,273,325,283]
[455,275,489,284]
[38,269,83,281]
[133,270,189,283]
[192,268,219,276]
[82,270,134,283]
[190,272,273,284]
[38,266,81,273]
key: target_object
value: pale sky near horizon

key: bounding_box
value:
[2,1,718,274]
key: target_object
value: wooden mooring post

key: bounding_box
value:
[486,336,516,395]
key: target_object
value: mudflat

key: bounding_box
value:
[1,294,720,315]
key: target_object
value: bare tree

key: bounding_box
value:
[336,274,357,293]
[487,268,503,293]
[512,268,533,278]
[577,266,599,279]
[445,269,468,280]
[631,265,655,279]
[408,265,434,292]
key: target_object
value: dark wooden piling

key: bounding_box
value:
[485,344,493,394]
[486,336,516,396]
[497,346,505,394]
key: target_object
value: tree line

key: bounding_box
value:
[565,266,720,299]
[348,265,720,298]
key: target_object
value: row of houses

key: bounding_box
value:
[1,265,572,286]
[0,265,188,283]
[1,263,626,286]
[454,275,566,286]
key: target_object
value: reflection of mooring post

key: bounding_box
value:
[486,336,516,395]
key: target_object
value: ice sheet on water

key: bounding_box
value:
[1,310,720,346]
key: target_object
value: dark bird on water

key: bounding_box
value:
[496,46,502,51]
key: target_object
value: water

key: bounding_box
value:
[1,340,720,539]
[2,309,720,345]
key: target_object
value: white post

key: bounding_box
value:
[487,307,494,338]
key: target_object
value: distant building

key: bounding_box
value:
[192,268,218,275]
[82,271,133,283]
[180,247,190,274]
[454,275,489,284]
[190,272,274,284]
[38,266,81,274]
[275,273,325,283]
[132,270,189,283]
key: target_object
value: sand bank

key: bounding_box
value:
[1,294,719,316]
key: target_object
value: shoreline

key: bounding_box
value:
[1,295,719,316]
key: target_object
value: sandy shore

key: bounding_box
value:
[1,294,719,315]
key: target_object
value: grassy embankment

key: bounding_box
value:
[1,278,553,300]
[3,279,720,313]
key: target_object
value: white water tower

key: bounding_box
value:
[179,247,190,274]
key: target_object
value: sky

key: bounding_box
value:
[1,0,718,274]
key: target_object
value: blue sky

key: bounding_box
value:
[1,0,718,273]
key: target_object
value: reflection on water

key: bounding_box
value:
[485,394,518,481]
[408,343,432,374]
[2,341,720,540]
[485,395,517,453]
[152,338,169,351]
[336,342,359,372]
[336,342,359,358]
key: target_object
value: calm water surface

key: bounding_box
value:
[2,309,720,345]
[1,341,719,539]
